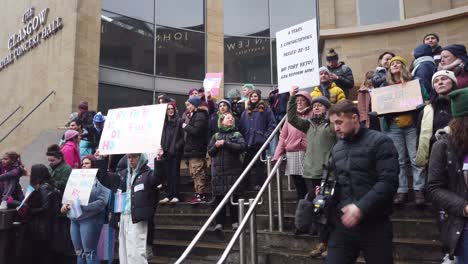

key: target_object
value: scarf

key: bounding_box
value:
[310,112,327,126]
[319,82,331,99]
[438,58,463,72]
[411,56,435,76]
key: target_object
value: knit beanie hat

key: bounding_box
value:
[242,83,255,91]
[389,56,408,67]
[319,66,330,74]
[227,88,241,99]
[449,88,468,118]
[326,48,339,62]
[310,96,331,109]
[64,130,80,141]
[93,112,105,123]
[432,70,458,87]
[413,44,433,59]
[217,99,232,110]
[423,33,439,43]
[443,44,468,64]
[187,97,201,108]
[78,101,88,110]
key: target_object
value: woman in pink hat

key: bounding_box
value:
[61,130,81,168]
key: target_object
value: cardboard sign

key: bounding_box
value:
[276,19,319,93]
[62,169,98,206]
[371,80,423,115]
[98,104,167,155]
[203,73,223,97]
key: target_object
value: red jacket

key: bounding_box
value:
[61,141,81,169]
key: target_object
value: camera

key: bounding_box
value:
[312,165,336,224]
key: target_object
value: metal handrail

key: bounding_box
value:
[217,156,285,264]
[0,105,22,128]
[0,91,56,144]
[174,115,287,264]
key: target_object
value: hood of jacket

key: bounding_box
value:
[414,44,433,59]
[127,153,149,177]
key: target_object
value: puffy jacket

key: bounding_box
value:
[286,96,337,179]
[183,107,209,158]
[239,101,277,147]
[273,107,313,161]
[268,89,290,122]
[48,161,72,196]
[328,62,355,95]
[68,180,110,222]
[0,161,24,201]
[161,116,184,158]
[332,127,399,221]
[372,67,387,88]
[26,183,59,241]
[208,128,246,195]
[116,154,159,223]
[426,138,467,257]
[310,82,346,105]
[412,44,436,98]
[61,141,81,168]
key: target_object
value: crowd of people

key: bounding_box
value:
[0,33,467,264]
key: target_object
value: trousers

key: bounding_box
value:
[118,214,148,264]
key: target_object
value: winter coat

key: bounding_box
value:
[78,110,96,134]
[357,86,372,127]
[416,96,452,166]
[287,96,337,180]
[183,107,209,158]
[432,45,443,67]
[208,112,239,142]
[328,62,355,94]
[208,128,246,195]
[240,101,277,148]
[0,161,24,201]
[426,137,467,257]
[268,89,290,123]
[48,161,72,196]
[61,141,81,169]
[161,116,184,158]
[68,180,110,221]
[310,82,346,105]
[372,67,387,88]
[116,155,159,223]
[412,45,436,97]
[26,183,59,241]
[273,107,313,161]
[332,127,399,221]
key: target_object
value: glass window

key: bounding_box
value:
[272,39,277,84]
[102,0,154,23]
[358,0,400,25]
[269,0,317,37]
[100,11,154,74]
[224,36,271,84]
[156,26,205,80]
[98,84,154,115]
[156,0,204,31]
[224,0,269,37]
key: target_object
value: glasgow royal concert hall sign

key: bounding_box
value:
[0,7,64,72]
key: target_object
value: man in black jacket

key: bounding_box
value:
[326,100,399,264]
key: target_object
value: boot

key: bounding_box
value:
[393,193,407,205]
[309,242,327,258]
[414,191,426,205]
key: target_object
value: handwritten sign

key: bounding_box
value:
[276,19,319,93]
[203,73,223,97]
[62,169,98,206]
[371,80,423,115]
[98,104,167,155]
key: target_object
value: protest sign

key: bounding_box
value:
[62,169,98,206]
[276,19,319,93]
[203,73,223,97]
[98,104,167,155]
[371,80,423,115]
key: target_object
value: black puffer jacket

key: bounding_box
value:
[328,62,355,94]
[116,155,160,224]
[208,128,246,195]
[26,183,59,241]
[161,116,184,158]
[332,127,399,222]
[426,138,467,257]
[183,107,209,158]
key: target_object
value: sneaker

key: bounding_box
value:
[214,224,223,231]
[442,253,456,264]
[309,242,327,258]
[231,222,239,230]
[157,184,163,189]
[169,197,180,204]
[320,250,328,259]
[393,193,407,205]
[146,246,154,258]
[414,191,426,205]
[159,197,170,204]
[190,194,207,205]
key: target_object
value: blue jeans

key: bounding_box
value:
[386,124,425,193]
[70,216,104,264]
[456,229,468,263]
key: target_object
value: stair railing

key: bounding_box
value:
[174,115,287,264]
[0,91,56,144]
[0,105,22,128]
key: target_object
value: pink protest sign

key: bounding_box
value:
[203,73,223,97]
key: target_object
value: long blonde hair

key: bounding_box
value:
[386,63,412,85]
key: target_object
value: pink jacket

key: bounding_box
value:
[273,108,314,160]
[61,141,81,169]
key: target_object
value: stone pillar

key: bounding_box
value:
[206,0,224,98]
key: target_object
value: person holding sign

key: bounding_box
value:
[114,153,158,264]
[310,67,346,105]
[61,156,111,264]
[427,88,468,263]
[382,56,429,205]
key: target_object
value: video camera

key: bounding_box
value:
[312,164,336,224]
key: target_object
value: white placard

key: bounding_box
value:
[276,19,319,94]
[98,104,167,155]
[62,169,98,206]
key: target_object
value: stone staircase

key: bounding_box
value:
[149,169,444,264]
